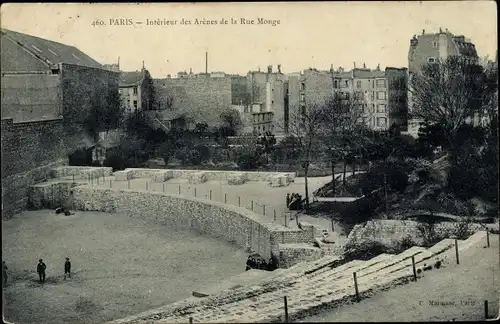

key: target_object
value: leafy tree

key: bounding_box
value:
[217,109,243,147]
[258,131,277,165]
[85,87,124,137]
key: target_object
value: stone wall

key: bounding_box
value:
[66,186,317,261]
[278,243,324,268]
[1,118,70,219]
[345,219,486,249]
[154,77,233,127]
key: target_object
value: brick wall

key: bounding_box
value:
[1,118,69,218]
[1,74,62,122]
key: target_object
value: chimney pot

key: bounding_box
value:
[422,29,425,35]
[353,62,356,69]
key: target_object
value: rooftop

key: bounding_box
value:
[1,28,103,70]
[119,70,143,87]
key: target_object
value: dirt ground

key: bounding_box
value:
[299,234,500,322]
[2,210,248,324]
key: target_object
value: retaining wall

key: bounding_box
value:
[115,168,295,183]
[345,219,486,249]
[61,186,317,261]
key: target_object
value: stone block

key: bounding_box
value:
[188,172,208,184]
[227,173,247,185]
[114,170,133,181]
[267,175,290,188]
[151,170,174,182]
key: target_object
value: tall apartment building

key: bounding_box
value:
[407,28,479,136]
[287,64,408,131]
[246,65,287,135]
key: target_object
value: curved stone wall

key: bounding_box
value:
[70,185,316,261]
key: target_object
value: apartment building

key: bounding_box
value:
[287,64,408,131]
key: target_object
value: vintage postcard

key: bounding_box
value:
[1,1,498,323]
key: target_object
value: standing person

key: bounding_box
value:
[3,261,8,286]
[64,257,71,279]
[37,259,47,284]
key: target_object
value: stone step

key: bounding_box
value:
[130,234,479,324]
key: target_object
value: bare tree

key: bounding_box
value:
[410,55,485,151]
[287,104,326,211]
[319,90,368,190]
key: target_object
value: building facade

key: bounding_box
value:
[1,28,119,218]
[287,65,408,131]
[407,28,479,136]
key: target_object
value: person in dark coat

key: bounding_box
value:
[64,257,71,279]
[37,259,47,283]
[3,261,8,286]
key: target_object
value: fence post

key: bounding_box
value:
[224,193,227,204]
[455,239,460,265]
[263,205,266,215]
[162,183,165,192]
[283,296,289,323]
[274,209,276,222]
[238,196,241,207]
[209,190,212,200]
[486,230,490,248]
[484,300,489,319]
[146,182,149,191]
[194,187,197,197]
[178,185,181,195]
[411,255,417,282]
[284,212,288,227]
[353,272,360,302]
[72,174,75,184]
[109,180,112,188]
[331,218,335,232]
[128,180,131,189]
[251,201,254,211]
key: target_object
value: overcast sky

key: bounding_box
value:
[1,2,497,78]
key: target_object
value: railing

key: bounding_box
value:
[62,173,300,228]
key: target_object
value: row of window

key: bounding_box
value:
[254,114,273,123]
[118,87,138,95]
[253,124,274,135]
[363,103,387,113]
[361,117,388,127]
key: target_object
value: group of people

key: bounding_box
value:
[2,258,71,287]
[245,254,278,272]
[286,193,303,210]
[36,258,72,283]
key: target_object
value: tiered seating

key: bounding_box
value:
[107,231,488,324]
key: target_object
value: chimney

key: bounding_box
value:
[410,35,418,46]
[353,62,356,69]
[422,29,425,35]
[267,65,272,73]
[376,63,380,71]
[363,63,366,69]
[142,60,145,69]
[190,67,192,74]
[439,27,442,33]
[117,56,120,70]
[277,64,281,73]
